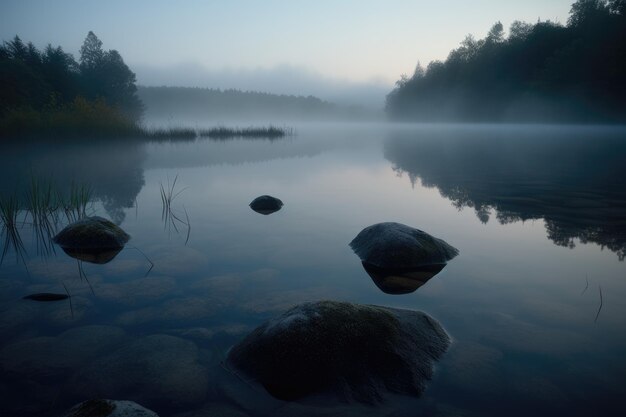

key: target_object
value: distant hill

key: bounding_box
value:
[138,86,380,122]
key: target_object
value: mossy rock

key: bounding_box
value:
[227,300,450,403]
[53,216,130,249]
[350,222,459,269]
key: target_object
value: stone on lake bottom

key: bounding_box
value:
[62,399,159,417]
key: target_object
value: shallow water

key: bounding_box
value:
[1,123,625,416]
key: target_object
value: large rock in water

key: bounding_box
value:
[249,195,283,215]
[53,216,130,263]
[226,301,450,404]
[62,399,159,417]
[350,222,459,269]
[53,216,130,249]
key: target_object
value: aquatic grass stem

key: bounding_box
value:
[595,285,603,323]
[0,194,28,267]
[159,175,191,244]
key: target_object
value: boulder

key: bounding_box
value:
[62,399,159,417]
[350,222,458,269]
[226,301,450,404]
[53,216,130,250]
[249,195,283,215]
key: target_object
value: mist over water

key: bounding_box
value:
[1,123,625,416]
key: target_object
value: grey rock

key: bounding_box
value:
[350,222,458,268]
[63,399,159,417]
[249,195,283,215]
[226,300,450,404]
[53,216,130,250]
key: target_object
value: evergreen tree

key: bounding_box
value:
[79,31,104,70]
[78,31,143,120]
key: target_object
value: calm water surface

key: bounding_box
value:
[1,123,625,416]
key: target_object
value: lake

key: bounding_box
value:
[1,123,625,416]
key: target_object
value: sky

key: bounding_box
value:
[0,0,575,106]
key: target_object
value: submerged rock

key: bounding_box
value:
[361,262,446,295]
[249,195,283,215]
[0,325,127,380]
[69,334,209,410]
[226,300,450,403]
[53,216,130,250]
[63,399,159,417]
[350,222,458,269]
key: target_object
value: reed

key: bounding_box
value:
[198,125,293,139]
[159,175,191,244]
[27,176,57,256]
[1,178,94,265]
[595,285,603,323]
[0,194,27,266]
[58,182,93,223]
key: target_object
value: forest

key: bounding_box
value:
[138,86,369,122]
[0,31,143,136]
[386,0,626,122]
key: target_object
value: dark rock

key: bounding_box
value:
[62,399,159,417]
[23,293,69,301]
[226,300,450,404]
[53,216,130,250]
[350,222,458,269]
[249,195,283,215]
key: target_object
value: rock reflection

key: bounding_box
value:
[60,247,123,264]
[362,261,445,294]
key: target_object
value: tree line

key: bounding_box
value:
[138,86,370,122]
[0,31,142,123]
[386,0,626,122]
